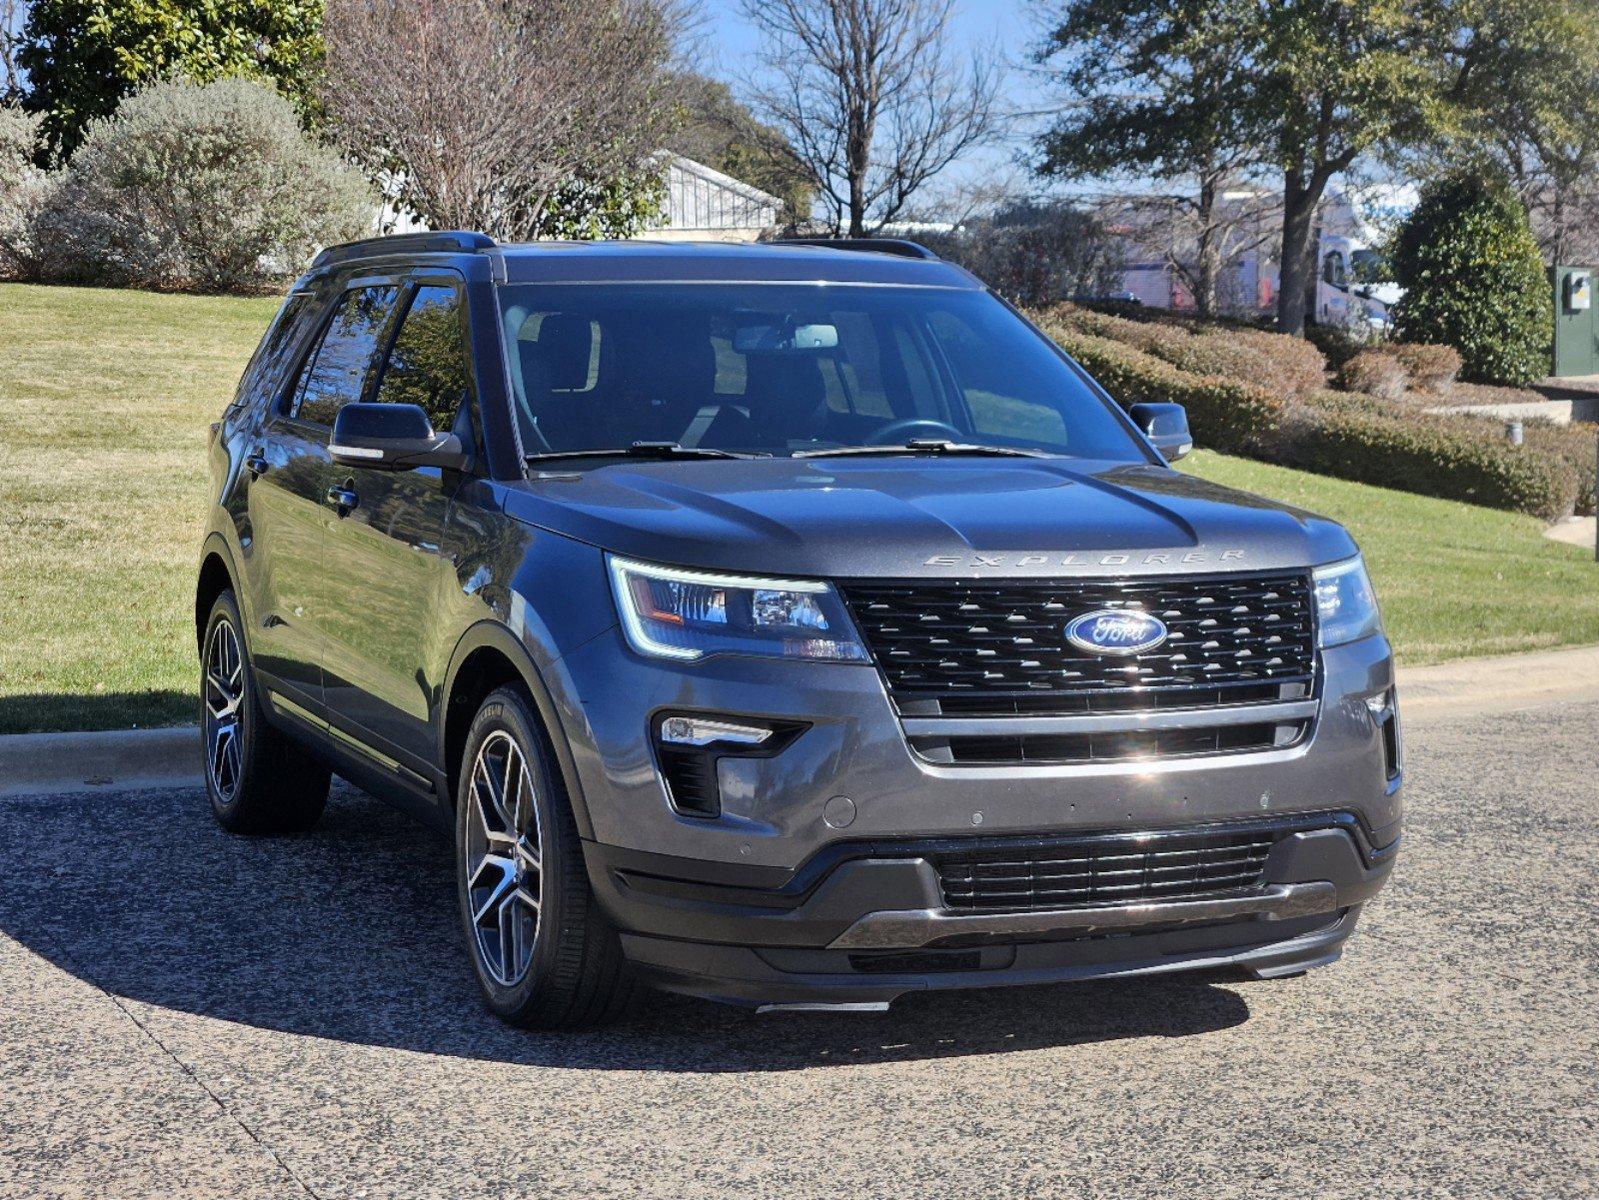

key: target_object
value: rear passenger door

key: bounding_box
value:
[319,276,478,768]
[245,281,399,715]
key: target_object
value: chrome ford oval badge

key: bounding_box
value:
[1065,609,1168,656]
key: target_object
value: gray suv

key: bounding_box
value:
[197,232,1401,1027]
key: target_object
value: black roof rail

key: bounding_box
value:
[310,230,495,271]
[776,237,940,261]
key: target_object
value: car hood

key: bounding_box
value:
[500,456,1357,580]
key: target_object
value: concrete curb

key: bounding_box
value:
[2,644,1597,796]
[0,726,200,799]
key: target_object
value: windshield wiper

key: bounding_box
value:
[525,441,762,465]
[794,439,1051,460]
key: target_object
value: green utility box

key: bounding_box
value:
[1551,265,1599,377]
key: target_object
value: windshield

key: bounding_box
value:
[497,283,1148,461]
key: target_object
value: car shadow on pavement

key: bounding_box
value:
[0,784,1251,1071]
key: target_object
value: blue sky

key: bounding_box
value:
[694,0,1054,202]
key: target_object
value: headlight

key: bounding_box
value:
[607,555,870,663]
[1314,555,1383,648]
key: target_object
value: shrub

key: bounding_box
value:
[1282,402,1579,521]
[1033,312,1582,522]
[1391,168,1552,386]
[1040,303,1325,399]
[1304,322,1370,370]
[0,106,52,279]
[1516,420,1597,517]
[1336,349,1408,401]
[1032,316,1290,456]
[34,78,373,292]
[1390,343,1461,394]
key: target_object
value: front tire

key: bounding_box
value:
[201,589,330,834]
[455,685,635,1029]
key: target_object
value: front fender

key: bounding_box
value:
[439,618,609,841]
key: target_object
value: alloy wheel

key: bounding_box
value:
[204,618,245,803]
[464,730,543,987]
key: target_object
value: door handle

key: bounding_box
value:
[245,453,269,478]
[325,483,359,514]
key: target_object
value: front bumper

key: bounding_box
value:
[545,625,1401,1004]
[584,812,1396,1006]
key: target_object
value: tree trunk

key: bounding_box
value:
[1193,176,1219,319]
[1276,169,1317,336]
[846,109,870,236]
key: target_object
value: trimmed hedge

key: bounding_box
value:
[1030,307,1585,521]
[1044,303,1326,399]
[1035,319,1289,456]
[1282,402,1579,522]
[1517,420,1597,517]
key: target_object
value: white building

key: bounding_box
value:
[375,154,782,242]
[639,153,782,242]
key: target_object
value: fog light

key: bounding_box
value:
[659,716,773,747]
[652,714,806,818]
[1363,689,1401,780]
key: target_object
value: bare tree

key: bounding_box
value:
[1,0,25,100]
[740,0,999,236]
[320,0,684,239]
[1107,187,1280,317]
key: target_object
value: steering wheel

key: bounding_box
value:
[867,418,965,445]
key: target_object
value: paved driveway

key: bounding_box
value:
[2,699,1595,1199]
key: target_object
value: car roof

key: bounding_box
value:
[304,231,983,290]
[487,240,982,288]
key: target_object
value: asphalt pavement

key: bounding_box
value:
[1,697,1595,1199]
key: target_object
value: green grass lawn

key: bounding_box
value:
[0,283,279,734]
[0,282,1595,734]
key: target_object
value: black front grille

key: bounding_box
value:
[936,827,1279,912]
[842,572,1315,713]
[912,720,1306,765]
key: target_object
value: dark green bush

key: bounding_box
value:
[1516,420,1597,517]
[1391,169,1552,386]
[1282,403,1579,521]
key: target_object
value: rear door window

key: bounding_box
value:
[284,285,399,426]
[232,292,313,414]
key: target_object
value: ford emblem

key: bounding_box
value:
[1065,609,1168,656]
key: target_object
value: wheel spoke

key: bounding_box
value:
[211,723,236,793]
[474,754,506,827]
[470,855,517,926]
[504,743,526,832]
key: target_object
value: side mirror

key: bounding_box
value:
[330,403,469,472]
[1129,402,1193,462]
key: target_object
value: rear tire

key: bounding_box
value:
[455,684,636,1029]
[201,589,330,834]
